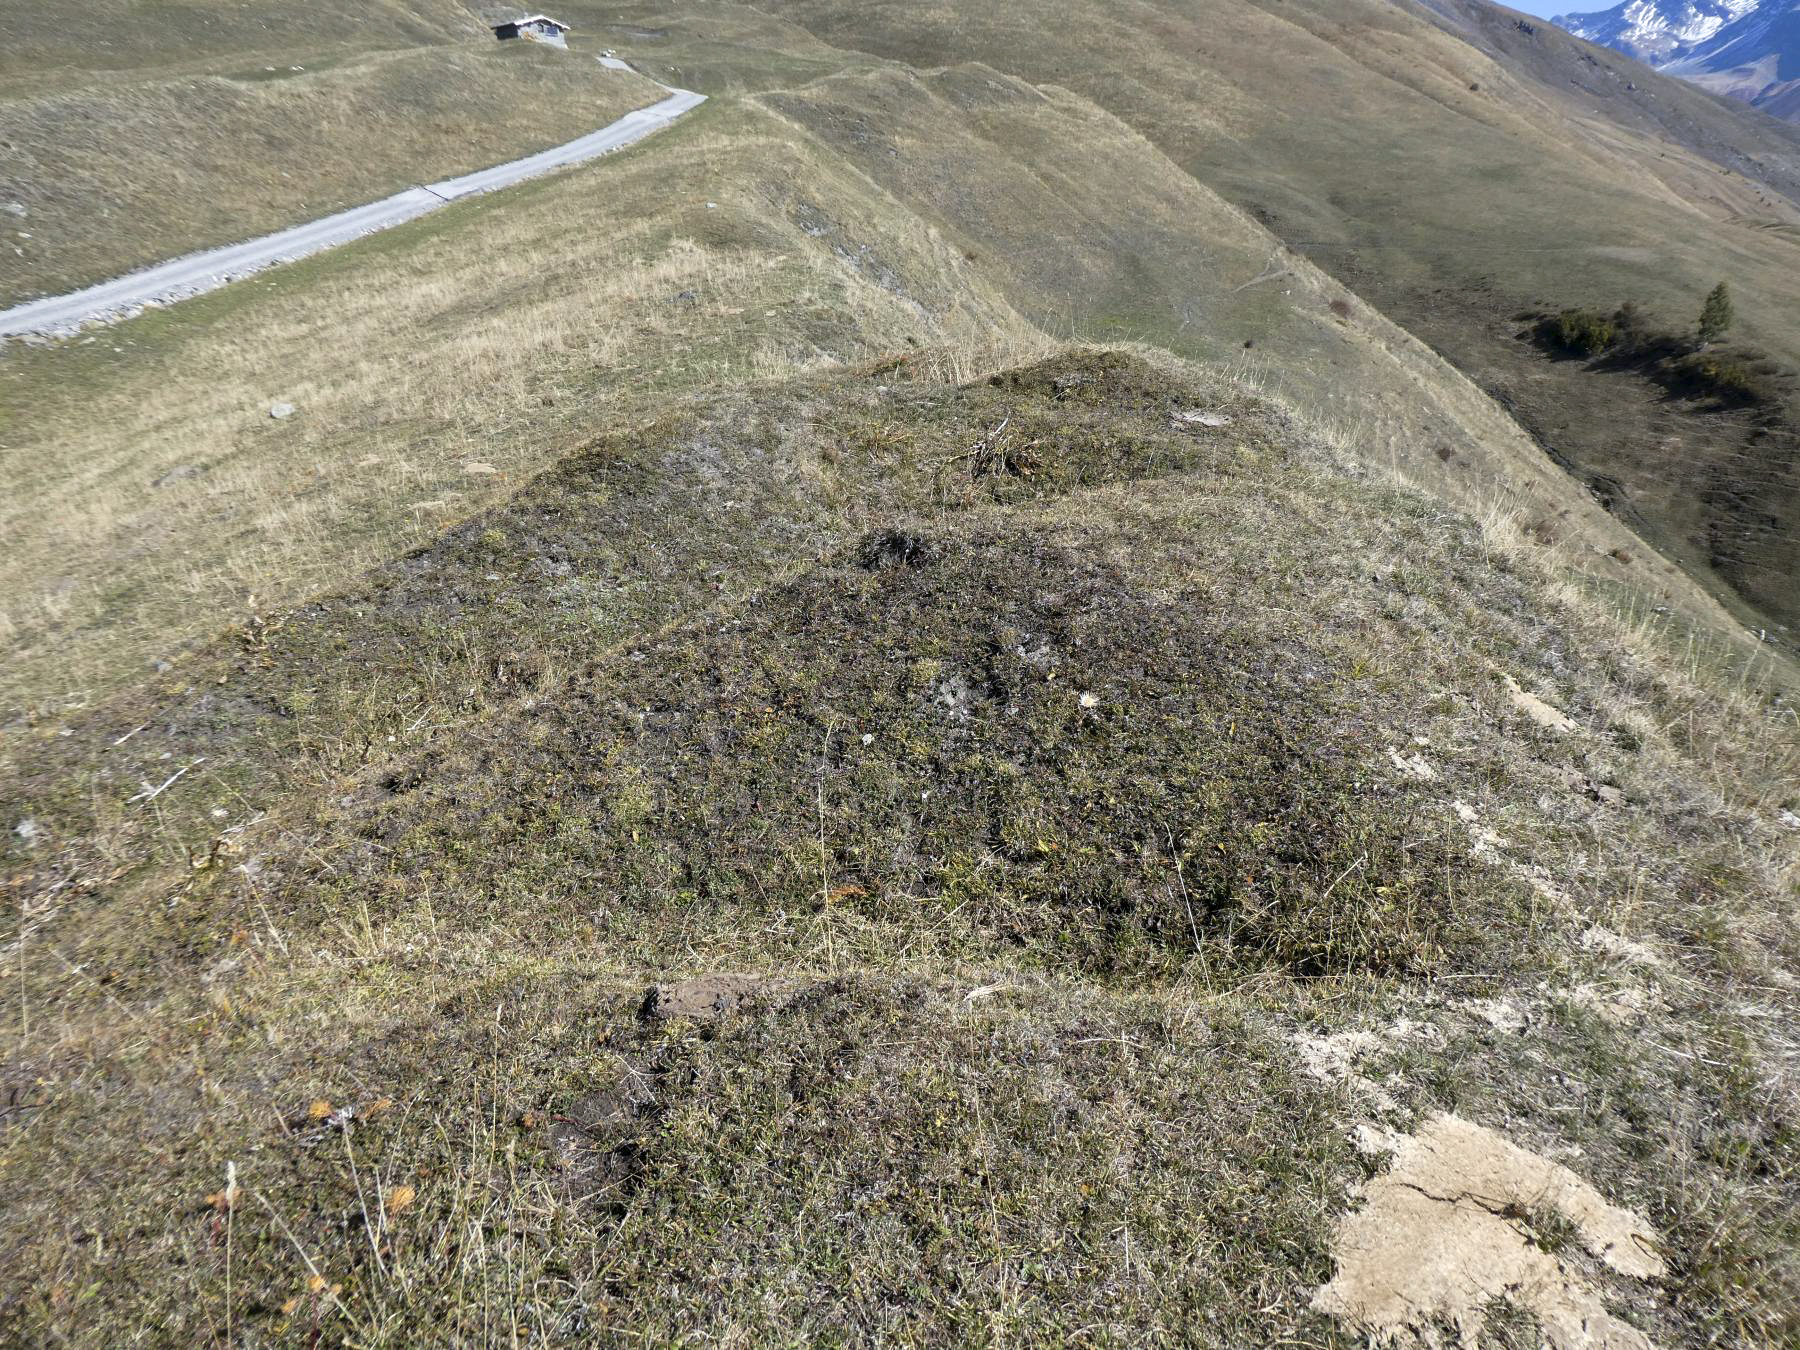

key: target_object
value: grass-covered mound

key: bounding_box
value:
[335,512,1482,980]
[15,350,1507,984]
[525,973,1352,1341]
[2,350,1795,1344]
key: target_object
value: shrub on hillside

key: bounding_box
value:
[1550,308,1617,356]
[1672,350,1771,404]
[1698,281,1734,346]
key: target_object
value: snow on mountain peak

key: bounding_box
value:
[1557,0,1765,63]
[1552,0,1800,120]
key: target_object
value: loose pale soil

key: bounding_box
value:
[1314,1114,1665,1350]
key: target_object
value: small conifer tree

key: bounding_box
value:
[1698,282,1734,345]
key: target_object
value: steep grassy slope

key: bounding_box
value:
[3,351,1794,1343]
[757,0,1800,645]
[749,60,1691,598]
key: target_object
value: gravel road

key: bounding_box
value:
[0,79,705,340]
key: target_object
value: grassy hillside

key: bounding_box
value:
[0,86,1048,718]
[0,0,685,304]
[0,47,666,304]
[749,60,1691,601]
[0,0,481,87]
[3,3,1798,1343]
[5,17,1753,723]
[758,0,1800,647]
[2,349,1794,1342]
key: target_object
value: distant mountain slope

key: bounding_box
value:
[1555,1,1763,65]
[0,0,482,87]
[761,0,1800,646]
[1557,0,1800,118]
[1419,0,1800,188]
[1668,2,1800,112]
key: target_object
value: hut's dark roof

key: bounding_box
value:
[496,14,570,31]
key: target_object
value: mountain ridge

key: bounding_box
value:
[1557,0,1800,116]
[1555,1,1764,64]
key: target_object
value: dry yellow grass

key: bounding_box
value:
[0,108,1038,715]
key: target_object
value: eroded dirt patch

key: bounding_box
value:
[1501,673,1578,735]
[1315,1113,1665,1348]
[642,973,790,1021]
